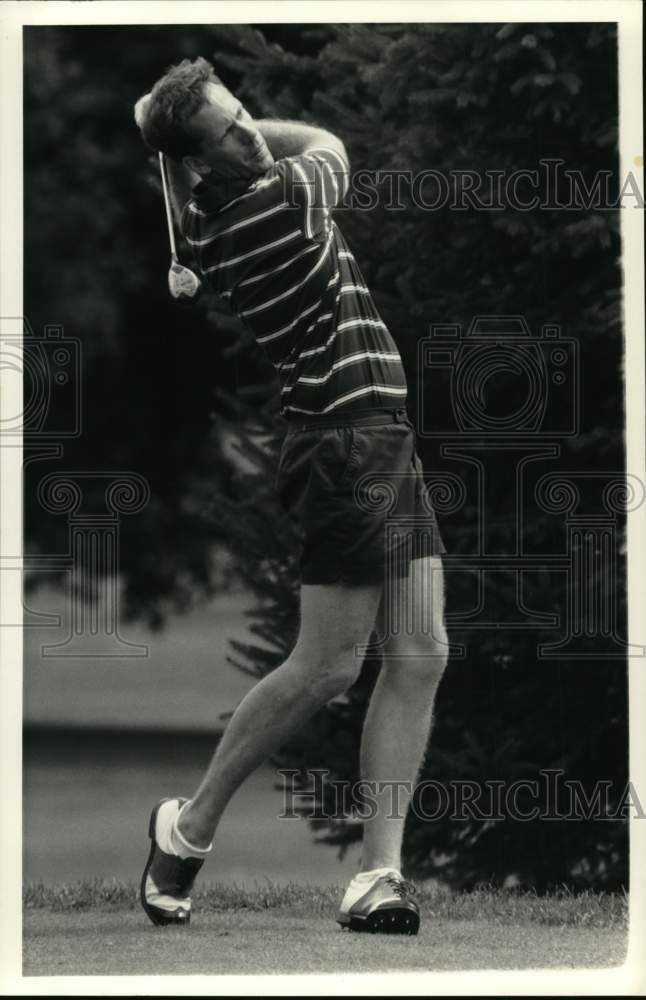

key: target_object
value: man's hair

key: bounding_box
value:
[140,57,224,162]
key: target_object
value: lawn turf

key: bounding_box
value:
[22,881,628,977]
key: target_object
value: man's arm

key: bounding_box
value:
[255,119,348,166]
[162,122,347,229]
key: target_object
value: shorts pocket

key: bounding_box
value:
[317,428,358,491]
[338,429,361,489]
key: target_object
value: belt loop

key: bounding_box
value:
[394,407,407,423]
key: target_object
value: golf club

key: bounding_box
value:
[158,151,202,301]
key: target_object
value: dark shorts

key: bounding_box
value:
[276,406,447,585]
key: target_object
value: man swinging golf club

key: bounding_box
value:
[134,57,448,935]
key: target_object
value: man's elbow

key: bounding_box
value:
[308,127,348,168]
[327,133,349,168]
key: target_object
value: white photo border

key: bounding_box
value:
[1,1,644,994]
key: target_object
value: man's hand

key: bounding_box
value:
[134,93,151,131]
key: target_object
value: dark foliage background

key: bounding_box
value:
[24,22,628,891]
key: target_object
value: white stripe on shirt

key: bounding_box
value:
[185,201,291,248]
[203,229,302,273]
[336,317,388,333]
[292,160,314,241]
[240,236,333,318]
[305,147,350,198]
[281,350,402,392]
[237,243,319,289]
[256,272,339,345]
[284,384,407,414]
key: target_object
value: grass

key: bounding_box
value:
[22,881,629,976]
[24,879,628,929]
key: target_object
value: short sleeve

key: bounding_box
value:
[276,147,350,241]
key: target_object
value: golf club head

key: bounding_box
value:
[168,260,202,301]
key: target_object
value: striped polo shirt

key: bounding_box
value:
[181,147,408,417]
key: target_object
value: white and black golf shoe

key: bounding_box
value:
[140,798,204,927]
[336,871,420,935]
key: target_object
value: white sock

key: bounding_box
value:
[354,866,401,882]
[339,866,401,911]
[155,799,212,860]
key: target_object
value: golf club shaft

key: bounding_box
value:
[158,152,178,260]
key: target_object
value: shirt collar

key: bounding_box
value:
[192,175,257,214]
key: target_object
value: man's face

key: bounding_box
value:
[184,82,274,180]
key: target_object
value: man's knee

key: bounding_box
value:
[289,580,382,697]
[382,625,449,684]
[289,635,367,697]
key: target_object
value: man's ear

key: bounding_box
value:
[184,155,210,177]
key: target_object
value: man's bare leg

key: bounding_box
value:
[359,556,448,872]
[177,579,383,848]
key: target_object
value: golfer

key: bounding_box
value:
[135,57,448,935]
